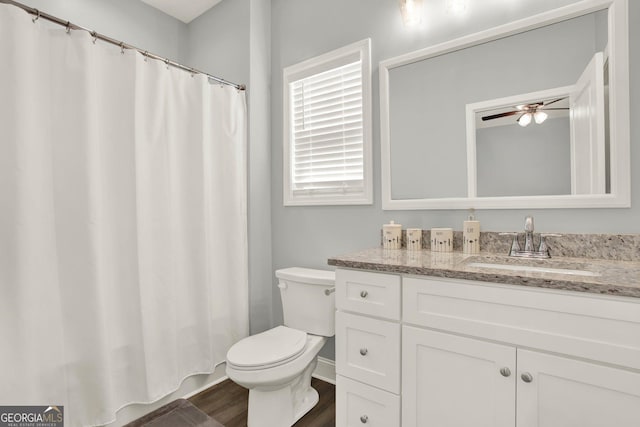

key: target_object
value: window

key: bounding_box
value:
[283,39,372,206]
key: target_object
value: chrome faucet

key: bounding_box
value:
[501,216,558,259]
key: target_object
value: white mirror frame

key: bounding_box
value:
[380,0,630,210]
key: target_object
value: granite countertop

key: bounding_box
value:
[328,247,640,299]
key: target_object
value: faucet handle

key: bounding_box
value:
[538,234,561,257]
[538,235,549,255]
[499,232,520,256]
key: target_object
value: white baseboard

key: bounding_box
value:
[312,357,336,385]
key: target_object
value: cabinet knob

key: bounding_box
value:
[360,290,368,298]
[359,348,368,356]
[499,367,511,377]
[521,372,533,383]
[360,415,368,423]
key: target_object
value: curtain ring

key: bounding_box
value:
[31,9,40,23]
[65,21,71,34]
[120,42,125,54]
[165,59,170,70]
[91,31,97,44]
[190,68,196,78]
[143,51,148,62]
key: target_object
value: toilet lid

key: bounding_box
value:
[226,326,307,369]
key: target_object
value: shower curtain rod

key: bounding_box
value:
[0,0,246,91]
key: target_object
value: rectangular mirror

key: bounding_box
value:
[380,0,629,210]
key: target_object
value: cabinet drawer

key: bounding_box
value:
[336,375,400,427]
[403,276,640,369]
[336,269,401,320]
[336,311,400,393]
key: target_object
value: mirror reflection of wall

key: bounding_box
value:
[476,117,571,197]
[388,9,608,201]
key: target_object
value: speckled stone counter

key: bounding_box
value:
[328,247,640,299]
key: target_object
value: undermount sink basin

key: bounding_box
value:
[466,262,601,277]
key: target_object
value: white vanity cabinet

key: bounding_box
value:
[335,269,401,426]
[335,268,640,427]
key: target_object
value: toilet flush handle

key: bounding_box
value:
[324,287,336,296]
[277,282,287,290]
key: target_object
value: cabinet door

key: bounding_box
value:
[402,326,516,427]
[517,349,640,427]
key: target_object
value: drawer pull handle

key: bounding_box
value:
[360,415,368,423]
[359,348,368,356]
[499,367,511,377]
[521,372,534,383]
[360,290,368,298]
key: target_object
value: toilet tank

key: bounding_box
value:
[275,267,335,337]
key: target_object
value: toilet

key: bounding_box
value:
[226,267,335,427]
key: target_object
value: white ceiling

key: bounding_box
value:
[140,0,223,23]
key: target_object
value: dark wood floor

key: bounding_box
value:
[189,378,335,427]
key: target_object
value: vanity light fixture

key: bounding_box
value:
[398,0,423,26]
[445,0,468,15]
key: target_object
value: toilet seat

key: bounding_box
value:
[226,326,308,371]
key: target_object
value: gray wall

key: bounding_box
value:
[271,0,640,360]
[476,118,571,197]
[21,0,187,62]
[247,0,274,334]
[186,0,249,87]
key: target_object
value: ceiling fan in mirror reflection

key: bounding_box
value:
[481,97,569,127]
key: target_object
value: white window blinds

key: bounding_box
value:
[283,39,371,206]
[290,60,364,196]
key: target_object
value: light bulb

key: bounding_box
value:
[445,0,468,15]
[399,0,423,26]
[534,111,548,124]
[518,113,532,127]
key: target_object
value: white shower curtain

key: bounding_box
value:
[0,5,249,426]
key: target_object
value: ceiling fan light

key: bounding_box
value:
[399,0,423,26]
[518,113,532,127]
[534,111,548,124]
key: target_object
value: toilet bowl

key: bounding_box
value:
[225,268,335,427]
[226,328,327,426]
